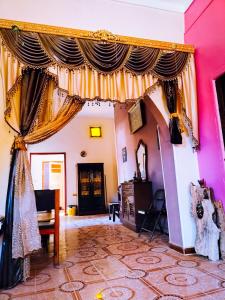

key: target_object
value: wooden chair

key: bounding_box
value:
[35,189,60,265]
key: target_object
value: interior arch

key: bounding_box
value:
[144,92,183,247]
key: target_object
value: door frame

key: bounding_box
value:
[30,152,67,215]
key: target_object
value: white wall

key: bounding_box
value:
[150,86,200,248]
[28,113,118,208]
[0,71,14,215]
[172,138,199,248]
[0,0,184,43]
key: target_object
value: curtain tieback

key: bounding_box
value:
[169,113,186,133]
[13,136,27,151]
[169,112,179,119]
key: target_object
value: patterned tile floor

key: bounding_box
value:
[1,215,225,299]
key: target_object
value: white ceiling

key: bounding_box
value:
[111,0,194,12]
[77,101,114,118]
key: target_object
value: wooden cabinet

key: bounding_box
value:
[120,181,153,232]
[77,163,106,215]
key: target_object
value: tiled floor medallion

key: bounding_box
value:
[155,295,183,300]
[59,280,85,292]
[74,250,96,258]
[83,265,99,275]
[103,236,133,243]
[110,254,124,260]
[177,260,199,268]
[101,286,134,300]
[117,243,139,251]
[220,281,225,288]
[218,263,225,271]
[150,247,168,253]
[79,242,97,248]
[22,273,51,286]
[165,273,198,286]
[0,293,11,300]
[136,255,161,264]
[54,260,74,269]
[125,269,146,279]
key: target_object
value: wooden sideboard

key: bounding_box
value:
[120,181,153,232]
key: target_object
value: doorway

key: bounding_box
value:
[77,163,106,215]
[30,153,67,214]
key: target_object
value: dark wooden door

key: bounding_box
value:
[77,163,105,215]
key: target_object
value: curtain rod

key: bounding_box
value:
[0,18,194,53]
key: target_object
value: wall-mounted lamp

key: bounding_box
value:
[90,126,102,137]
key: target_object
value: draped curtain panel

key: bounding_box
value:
[0,66,84,289]
[0,150,23,289]
[0,68,45,289]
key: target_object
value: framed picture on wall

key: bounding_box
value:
[128,99,146,134]
[122,147,127,163]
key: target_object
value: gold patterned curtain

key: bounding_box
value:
[25,80,84,144]
[178,55,199,148]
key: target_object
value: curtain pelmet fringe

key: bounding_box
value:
[5,75,23,117]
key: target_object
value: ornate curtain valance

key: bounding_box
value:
[0,26,198,149]
[0,28,189,80]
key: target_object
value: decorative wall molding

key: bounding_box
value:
[0,18,194,53]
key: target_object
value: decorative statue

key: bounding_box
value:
[190,182,220,261]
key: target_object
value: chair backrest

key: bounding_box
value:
[153,189,166,211]
[35,189,56,212]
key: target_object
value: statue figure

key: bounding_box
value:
[190,182,220,261]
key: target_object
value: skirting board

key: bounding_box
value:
[169,243,195,255]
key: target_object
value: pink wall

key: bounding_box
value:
[185,0,225,203]
[114,97,183,247]
[114,98,164,193]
